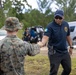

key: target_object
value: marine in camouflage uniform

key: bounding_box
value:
[0,17,40,75]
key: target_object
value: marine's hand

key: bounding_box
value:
[37,42,44,47]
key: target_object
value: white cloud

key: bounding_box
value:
[27,0,38,9]
[27,0,58,11]
[22,0,58,13]
[51,2,59,12]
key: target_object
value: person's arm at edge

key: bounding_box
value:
[66,35,73,55]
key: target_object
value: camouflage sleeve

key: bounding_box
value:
[0,43,1,61]
[24,42,40,56]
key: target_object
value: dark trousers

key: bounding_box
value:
[48,52,71,75]
[0,69,4,75]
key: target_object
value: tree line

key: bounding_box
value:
[0,0,76,29]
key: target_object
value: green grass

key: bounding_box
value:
[24,54,76,75]
[17,30,23,39]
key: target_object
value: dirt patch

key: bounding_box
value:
[40,46,76,58]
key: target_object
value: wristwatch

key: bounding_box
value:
[70,46,74,49]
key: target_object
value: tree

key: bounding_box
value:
[55,0,76,21]
[0,0,31,17]
[36,0,54,15]
[0,0,5,28]
[22,9,44,29]
[0,0,31,28]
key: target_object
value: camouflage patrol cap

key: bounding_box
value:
[3,17,23,31]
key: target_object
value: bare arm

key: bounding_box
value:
[66,35,72,47]
[66,35,73,55]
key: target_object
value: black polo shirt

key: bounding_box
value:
[44,20,70,53]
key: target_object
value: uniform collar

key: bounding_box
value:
[7,35,17,38]
[53,20,63,27]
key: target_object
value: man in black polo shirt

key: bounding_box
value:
[38,10,73,75]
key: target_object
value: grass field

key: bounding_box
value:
[24,54,76,75]
[17,30,23,39]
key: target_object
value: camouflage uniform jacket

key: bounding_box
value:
[0,35,40,75]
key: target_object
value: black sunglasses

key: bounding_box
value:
[55,16,63,20]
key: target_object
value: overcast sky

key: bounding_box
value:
[27,0,38,9]
[27,0,58,11]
